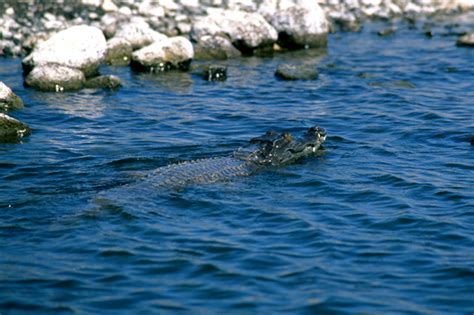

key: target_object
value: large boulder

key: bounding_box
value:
[259,0,329,49]
[25,64,85,92]
[193,35,241,60]
[0,113,31,141]
[131,36,194,72]
[191,9,277,55]
[114,20,168,50]
[0,82,24,111]
[105,37,133,66]
[22,25,107,77]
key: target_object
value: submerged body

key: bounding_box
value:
[139,126,327,189]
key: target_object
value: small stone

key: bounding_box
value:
[0,113,31,142]
[84,75,122,90]
[0,81,24,111]
[456,33,474,47]
[102,0,118,12]
[5,7,15,16]
[275,64,318,80]
[25,64,85,92]
[202,65,227,81]
[119,6,133,16]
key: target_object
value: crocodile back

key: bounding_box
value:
[143,157,255,188]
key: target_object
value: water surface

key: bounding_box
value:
[1,19,473,314]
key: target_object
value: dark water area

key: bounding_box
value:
[1,19,474,314]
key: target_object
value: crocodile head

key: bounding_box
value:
[234,126,327,166]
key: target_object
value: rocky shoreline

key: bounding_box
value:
[1,0,473,58]
[0,0,473,142]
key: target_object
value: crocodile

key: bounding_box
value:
[134,126,327,189]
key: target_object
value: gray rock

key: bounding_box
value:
[22,25,106,77]
[84,75,122,90]
[0,113,31,141]
[260,1,329,49]
[193,35,241,60]
[131,36,194,72]
[100,12,131,39]
[191,9,277,54]
[275,64,318,80]
[114,20,168,50]
[25,64,85,92]
[456,33,474,47]
[105,37,133,66]
[0,81,24,111]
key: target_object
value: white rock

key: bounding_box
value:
[82,0,102,6]
[5,7,15,16]
[115,20,167,49]
[264,1,329,48]
[102,0,119,12]
[138,4,165,17]
[159,0,180,11]
[180,0,199,7]
[191,9,277,53]
[22,25,106,77]
[119,6,133,15]
[25,64,85,92]
[132,36,194,71]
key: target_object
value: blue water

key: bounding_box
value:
[1,19,473,314]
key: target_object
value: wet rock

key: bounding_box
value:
[377,28,396,36]
[193,35,241,60]
[260,1,329,49]
[0,113,31,141]
[202,65,227,81]
[84,75,122,90]
[131,36,194,72]
[105,37,133,66]
[369,80,416,89]
[25,64,85,92]
[22,25,106,77]
[0,82,24,111]
[275,64,318,80]
[470,134,474,146]
[191,9,277,55]
[114,20,168,50]
[456,33,474,47]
